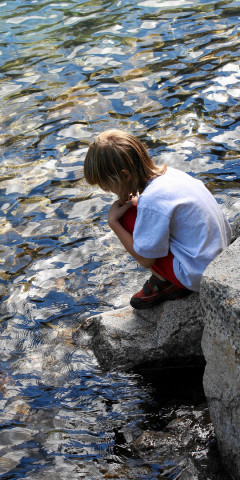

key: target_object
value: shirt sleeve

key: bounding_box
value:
[133,205,170,259]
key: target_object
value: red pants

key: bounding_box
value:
[120,205,186,288]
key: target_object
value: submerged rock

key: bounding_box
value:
[200,236,240,480]
[130,403,227,480]
[83,293,204,371]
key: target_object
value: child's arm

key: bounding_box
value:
[108,200,156,269]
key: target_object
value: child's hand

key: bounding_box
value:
[108,200,132,227]
[129,195,138,207]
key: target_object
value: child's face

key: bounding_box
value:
[110,179,132,205]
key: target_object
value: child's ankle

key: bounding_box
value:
[150,270,167,282]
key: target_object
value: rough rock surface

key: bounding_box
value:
[83,293,204,371]
[200,236,240,480]
[231,212,240,242]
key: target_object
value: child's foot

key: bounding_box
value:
[130,275,191,309]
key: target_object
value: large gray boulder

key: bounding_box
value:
[83,293,204,371]
[231,212,240,242]
[200,235,240,480]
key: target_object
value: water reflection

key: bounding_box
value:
[0,0,239,478]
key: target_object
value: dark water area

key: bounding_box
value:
[0,0,239,478]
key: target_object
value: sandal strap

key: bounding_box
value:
[149,275,161,288]
[143,275,172,295]
[142,279,152,295]
[143,275,163,295]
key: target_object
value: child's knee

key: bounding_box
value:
[120,205,137,234]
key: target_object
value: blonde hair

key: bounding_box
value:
[84,129,166,194]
